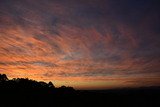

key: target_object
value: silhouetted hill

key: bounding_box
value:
[0,74,159,107]
[0,74,74,90]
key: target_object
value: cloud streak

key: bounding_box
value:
[0,0,160,89]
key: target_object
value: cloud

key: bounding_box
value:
[0,0,160,89]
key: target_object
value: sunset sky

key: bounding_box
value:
[0,0,160,89]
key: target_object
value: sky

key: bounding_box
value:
[0,0,160,90]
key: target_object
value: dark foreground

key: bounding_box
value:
[0,74,159,107]
[0,87,160,107]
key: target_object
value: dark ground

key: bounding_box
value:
[0,87,160,107]
[0,74,159,107]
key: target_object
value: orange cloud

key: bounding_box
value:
[0,0,160,89]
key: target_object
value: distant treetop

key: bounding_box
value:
[0,74,74,91]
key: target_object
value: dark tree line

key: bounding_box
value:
[0,74,159,107]
[0,74,74,91]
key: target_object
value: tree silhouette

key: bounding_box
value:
[0,74,8,81]
[48,81,55,88]
[0,74,74,91]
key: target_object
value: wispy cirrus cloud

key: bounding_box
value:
[0,0,160,89]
